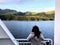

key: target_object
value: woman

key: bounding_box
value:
[27,26,44,45]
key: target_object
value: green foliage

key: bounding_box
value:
[0,9,55,21]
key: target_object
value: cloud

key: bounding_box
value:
[0,0,21,4]
[42,7,55,12]
[0,0,6,3]
[0,0,33,4]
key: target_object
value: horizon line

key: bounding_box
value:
[0,8,55,12]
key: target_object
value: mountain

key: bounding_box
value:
[0,9,55,20]
[0,9,17,15]
[45,10,55,15]
[13,12,25,16]
[0,9,55,16]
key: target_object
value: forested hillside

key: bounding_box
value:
[0,9,55,21]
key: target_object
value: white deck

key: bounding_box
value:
[0,19,19,45]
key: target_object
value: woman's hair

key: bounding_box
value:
[32,25,41,38]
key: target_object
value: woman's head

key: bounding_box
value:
[32,25,41,38]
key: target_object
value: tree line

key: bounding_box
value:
[0,9,55,21]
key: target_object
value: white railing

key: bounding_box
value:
[16,38,53,45]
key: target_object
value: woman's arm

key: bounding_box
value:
[27,32,34,41]
[40,34,44,40]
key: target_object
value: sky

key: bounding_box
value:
[0,0,55,12]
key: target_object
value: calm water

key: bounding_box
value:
[3,21,54,41]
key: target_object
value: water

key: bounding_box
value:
[3,21,54,41]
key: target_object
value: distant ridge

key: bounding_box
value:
[0,9,55,20]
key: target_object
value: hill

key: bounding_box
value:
[0,9,55,21]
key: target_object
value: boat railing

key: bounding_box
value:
[16,38,53,45]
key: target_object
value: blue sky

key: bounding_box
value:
[0,0,55,12]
